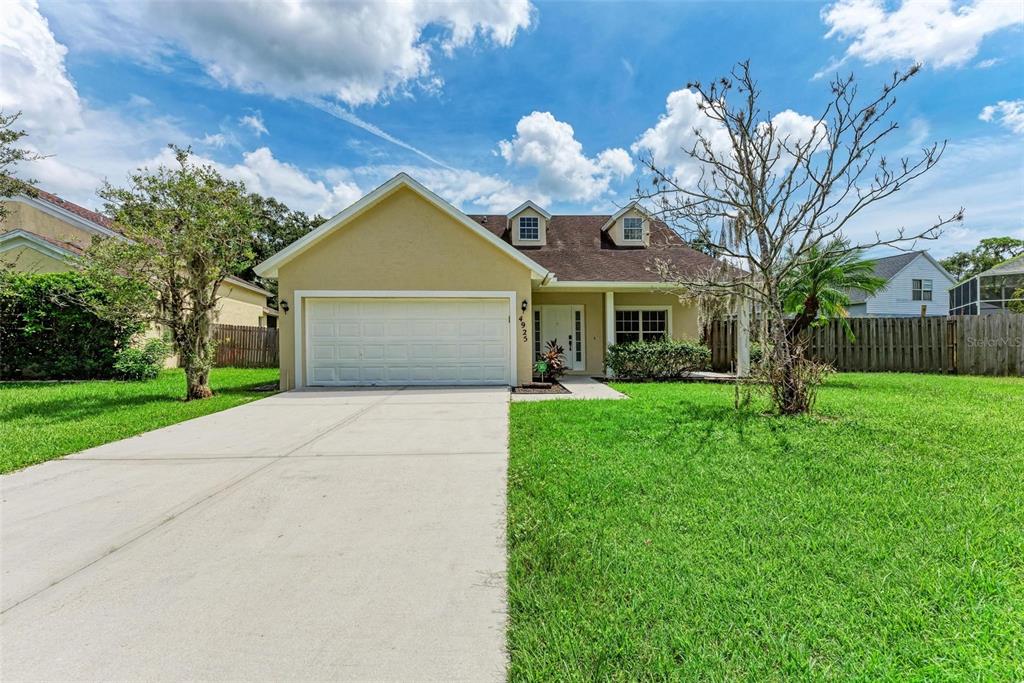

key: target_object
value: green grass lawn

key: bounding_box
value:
[0,368,278,473]
[508,373,1024,680]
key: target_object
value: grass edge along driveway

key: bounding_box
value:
[507,373,1024,681]
[0,368,279,473]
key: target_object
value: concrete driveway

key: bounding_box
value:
[0,386,509,682]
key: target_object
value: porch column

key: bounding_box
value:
[604,290,615,376]
[736,298,751,378]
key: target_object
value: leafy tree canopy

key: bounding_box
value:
[1,111,44,218]
[240,193,325,295]
[81,145,258,399]
[940,237,1024,281]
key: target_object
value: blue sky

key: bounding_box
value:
[2,0,1022,256]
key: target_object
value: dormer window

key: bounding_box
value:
[623,217,643,241]
[518,216,540,241]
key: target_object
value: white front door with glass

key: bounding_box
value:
[534,305,585,371]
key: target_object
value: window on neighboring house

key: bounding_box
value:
[912,278,933,301]
[518,216,540,240]
[615,309,667,343]
[623,216,643,241]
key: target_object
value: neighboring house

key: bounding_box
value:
[0,188,277,328]
[847,250,956,317]
[949,254,1024,315]
[255,173,717,388]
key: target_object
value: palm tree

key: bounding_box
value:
[782,240,887,344]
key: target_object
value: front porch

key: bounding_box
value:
[530,288,700,377]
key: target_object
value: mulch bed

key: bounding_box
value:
[513,381,570,395]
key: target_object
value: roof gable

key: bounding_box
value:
[254,173,550,279]
[601,202,653,232]
[0,229,80,261]
[506,200,551,220]
[7,192,122,240]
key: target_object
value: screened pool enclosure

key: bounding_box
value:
[949,255,1024,315]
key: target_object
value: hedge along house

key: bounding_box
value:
[254,173,719,389]
[0,187,277,328]
[949,254,1024,315]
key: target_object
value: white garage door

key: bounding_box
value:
[306,298,511,386]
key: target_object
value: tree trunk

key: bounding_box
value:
[185,366,213,400]
[179,308,215,401]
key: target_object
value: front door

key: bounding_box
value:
[538,305,585,371]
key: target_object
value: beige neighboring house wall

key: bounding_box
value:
[2,199,98,247]
[217,280,273,327]
[1,196,272,328]
[0,245,72,274]
[275,185,535,389]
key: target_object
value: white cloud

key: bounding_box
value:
[631,88,731,185]
[976,57,1003,68]
[0,0,82,137]
[353,164,542,214]
[0,0,188,205]
[1,0,365,218]
[43,0,535,106]
[498,111,633,203]
[979,100,1024,135]
[841,136,1024,257]
[200,133,229,148]
[239,112,268,137]
[819,0,1023,75]
[634,88,831,185]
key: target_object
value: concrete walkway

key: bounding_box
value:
[511,375,627,402]
[1,386,509,682]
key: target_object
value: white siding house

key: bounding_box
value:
[847,251,957,317]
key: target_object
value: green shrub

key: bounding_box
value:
[113,337,173,381]
[0,271,142,380]
[605,339,711,379]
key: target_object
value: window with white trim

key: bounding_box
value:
[518,216,540,241]
[615,309,667,343]
[574,309,583,363]
[912,278,933,301]
[623,216,643,241]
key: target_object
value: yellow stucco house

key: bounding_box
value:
[255,173,717,389]
[0,188,277,328]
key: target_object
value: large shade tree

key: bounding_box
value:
[637,62,962,414]
[239,194,325,298]
[82,146,258,400]
[940,237,1024,281]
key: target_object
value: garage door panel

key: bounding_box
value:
[306,298,510,386]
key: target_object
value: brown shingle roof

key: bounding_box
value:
[31,187,118,232]
[468,214,718,282]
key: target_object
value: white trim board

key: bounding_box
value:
[613,304,674,342]
[600,201,655,232]
[292,290,518,388]
[539,280,679,290]
[506,199,552,220]
[255,173,551,280]
[0,229,78,261]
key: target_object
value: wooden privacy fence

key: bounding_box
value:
[710,313,1024,376]
[213,324,279,368]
